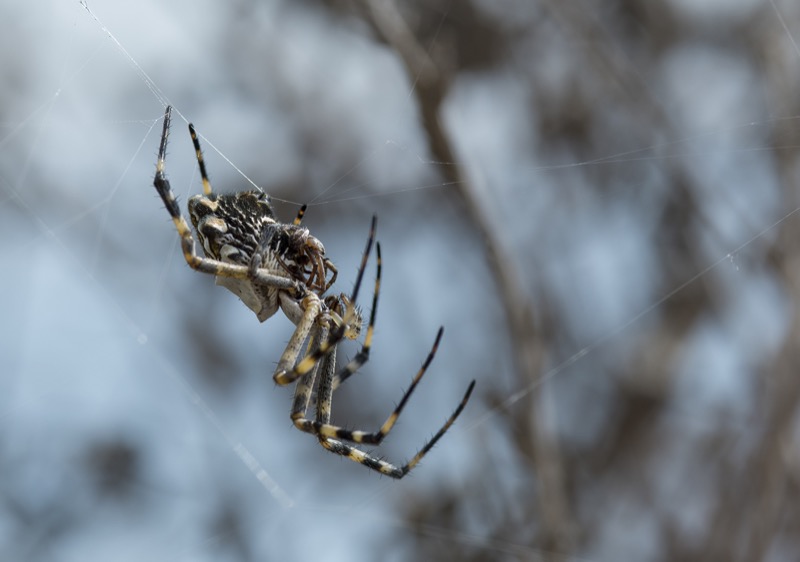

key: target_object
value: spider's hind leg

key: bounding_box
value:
[330,241,382,392]
[294,327,445,446]
[316,377,476,479]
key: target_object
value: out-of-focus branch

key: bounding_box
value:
[357,0,573,556]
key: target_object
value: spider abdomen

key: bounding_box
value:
[188,191,277,265]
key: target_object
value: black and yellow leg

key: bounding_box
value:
[317,378,475,479]
[153,106,253,280]
[289,325,323,427]
[273,293,322,385]
[294,327,444,444]
[331,242,381,391]
[188,122,213,197]
[293,204,307,226]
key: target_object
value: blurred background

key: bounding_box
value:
[3,0,800,560]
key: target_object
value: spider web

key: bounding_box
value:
[3,0,800,560]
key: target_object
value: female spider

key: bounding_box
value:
[151,106,475,478]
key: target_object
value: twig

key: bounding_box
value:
[357,0,573,556]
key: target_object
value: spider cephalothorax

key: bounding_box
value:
[151,106,474,479]
[260,220,337,295]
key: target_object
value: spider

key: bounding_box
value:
[152,106,475,478]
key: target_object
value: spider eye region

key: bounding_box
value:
[262,226,328,282]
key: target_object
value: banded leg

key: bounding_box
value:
[318,378,476,479]
[290,324,476,478]
[331,242,381,391]
[313,328,336,427]
[294,327,445,445]
[187,119,213,197]
[273,292,322,385]
[287,321,417,478]
[286,324,338,443]
[288,325,324,428]
[293,204,307,226]
[153,106,297,289]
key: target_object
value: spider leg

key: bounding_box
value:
[289,325,324,427]
[313,328,336,427]
[317,378,476,479]
[273,292,322,385]
[153,106,250,279]
[330,242,381,392]
[187,120,213,197]
[293,204,307,226]
[286,322,344,431]
[291,320,476,477]
[286,323,340,445]
[290,318,475,479]
[294,327,443,444]
[153,106,301,293]
[294,320,471,479]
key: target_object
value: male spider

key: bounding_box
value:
[152,106,475,478]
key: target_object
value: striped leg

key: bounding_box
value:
[286,324,341,443]
[294,327,443,444]
[317,378,476,479]
[301,331,402,472]
[330,243,381,392]
[153,106,297,291]
[272,293,322,385]
[288,325,324,429]
[291,326,477,479]
[313,329,336,427]
[293,204,307,226]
